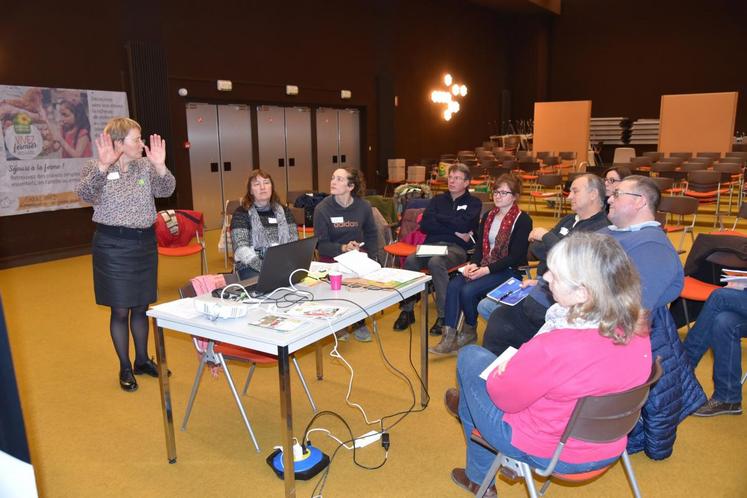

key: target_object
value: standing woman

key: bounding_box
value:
[314,167,379,341]
[430,174,532,356]
[76,117,175,392]
[231,169,297,279]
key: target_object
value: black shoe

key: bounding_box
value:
[134,358,172,378]
[393,310,415,331]
[429,317,444,336]
[119,368,138,392]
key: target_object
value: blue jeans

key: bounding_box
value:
[683,288,747,403]
[445,270,516,328]
[477,297,501,321]
[457,345,618,485]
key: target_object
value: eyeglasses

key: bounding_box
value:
[492,190,514,197]
[604,177,621,185]
[611,189,643,199]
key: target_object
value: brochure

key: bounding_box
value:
[479,347,518,380]
[720,268,747,285]
[333,250,381,277]
[286,302,349,319]
[249,314,306,332]
[485,277,532,306]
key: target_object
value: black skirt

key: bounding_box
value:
[92,224,158,308]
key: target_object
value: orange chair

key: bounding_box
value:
[178,279,317,452]
[471,358,663,498]
[657,195,699,253]
[155,209,208,275]
[529,174,563,217]
[383,206,426,267]
[710,203,747,237]
[679,276,721,331]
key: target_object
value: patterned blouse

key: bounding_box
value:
[76,158,176,229]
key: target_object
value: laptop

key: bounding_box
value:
[214,236,318,298]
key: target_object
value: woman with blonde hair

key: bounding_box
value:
[444,232,652,495]
[76,117,175,392]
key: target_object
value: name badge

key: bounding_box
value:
[456,204,467,211]
[559,227,569,236]
[331,216,344,223]
[268,217,278,224]
[106,171,120,180]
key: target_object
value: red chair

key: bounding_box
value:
[178,278,317,452]
[155,209,208,274]
[471,358,663,498]
[679,276,721,331]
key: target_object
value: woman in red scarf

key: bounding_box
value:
[430,174,532,355]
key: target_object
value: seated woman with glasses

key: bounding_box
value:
[429,174,532,355]
[444,232,652,495]
[603,165,631,210]
[231,169,298,280]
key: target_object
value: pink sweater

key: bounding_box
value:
[487,327,652,463]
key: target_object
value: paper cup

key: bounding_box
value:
[329,271,342,291]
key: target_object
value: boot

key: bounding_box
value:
[456,323,477,348]
[429,326,459,355]
[393,310,415,331]
[429,317,444,336]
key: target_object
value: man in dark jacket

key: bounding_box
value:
[393,163,481,335]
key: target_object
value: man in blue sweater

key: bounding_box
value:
[393,163,482,335]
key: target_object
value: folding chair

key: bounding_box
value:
[657,195,699,253]
[155,209,208,275]
[472,358,663,498]
[178,279,317,452]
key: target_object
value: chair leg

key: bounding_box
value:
[181,355,209,430]
[476,454,504,498]
[521,461,540,498]
[292,355,318,413]
[218,354,261,452]
[241,363,257,396]
[621,450,643,498]
[681,297,691,332]
[741,370,747,385]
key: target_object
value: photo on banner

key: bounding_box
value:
[0,84,129,217]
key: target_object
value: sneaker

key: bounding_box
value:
[693,398,742,417]
[353,324,372,342]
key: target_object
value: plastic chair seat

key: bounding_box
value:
[680,276,720,302]
[384,241,417,257]
[215,342,278,364]
[158,244,203,257]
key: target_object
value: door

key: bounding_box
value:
[338,108,361,170]
[316,107,339,190]
[185,103,222,229]
[257,105,289,203]
[217,104,253,208]
[284,107,313,196]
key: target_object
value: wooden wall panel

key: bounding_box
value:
[532,100,591,163]
[659,92,738,155]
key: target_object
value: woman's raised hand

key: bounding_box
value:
[144,134,166,169]
[95,133,120,172]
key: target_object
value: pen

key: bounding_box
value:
[497,289,517,301]
[468,233,475,244]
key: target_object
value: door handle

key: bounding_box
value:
[223,161,232,172]
[341,154,347,163]
[278,158,285,167]
[332,155,338,164]
[289,157,295,167]
[210,162,219,173]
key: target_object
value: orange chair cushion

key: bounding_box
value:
[215,342,277,364]
[384,242,417,257]
[158,244,203,257]
[680,276,720,302]
[710,230,747,237]
[552,466,612,482]
[662,225,684,233]
[684,189,729,199]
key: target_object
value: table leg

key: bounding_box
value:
[420,288,429,407]
[315,343,324,380]
[278,345,296,497]
[153,319,176,463]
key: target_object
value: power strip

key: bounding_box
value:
[354,430,381,449]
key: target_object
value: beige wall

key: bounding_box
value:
[659,92,738,155]
[533,100,591,164]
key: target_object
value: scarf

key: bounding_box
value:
[481,202,520,266]
[249,203,292,251]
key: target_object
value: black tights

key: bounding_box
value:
[110,305,149,371]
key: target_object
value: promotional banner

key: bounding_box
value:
[0,85,129,216]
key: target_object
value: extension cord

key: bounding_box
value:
[193,295,248,319]
[353,430,381,448]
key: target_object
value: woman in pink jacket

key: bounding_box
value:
[445,232,653,495]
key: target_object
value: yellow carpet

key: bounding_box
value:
[1,204,746,497]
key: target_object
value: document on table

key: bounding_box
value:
[334,249,381,277]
